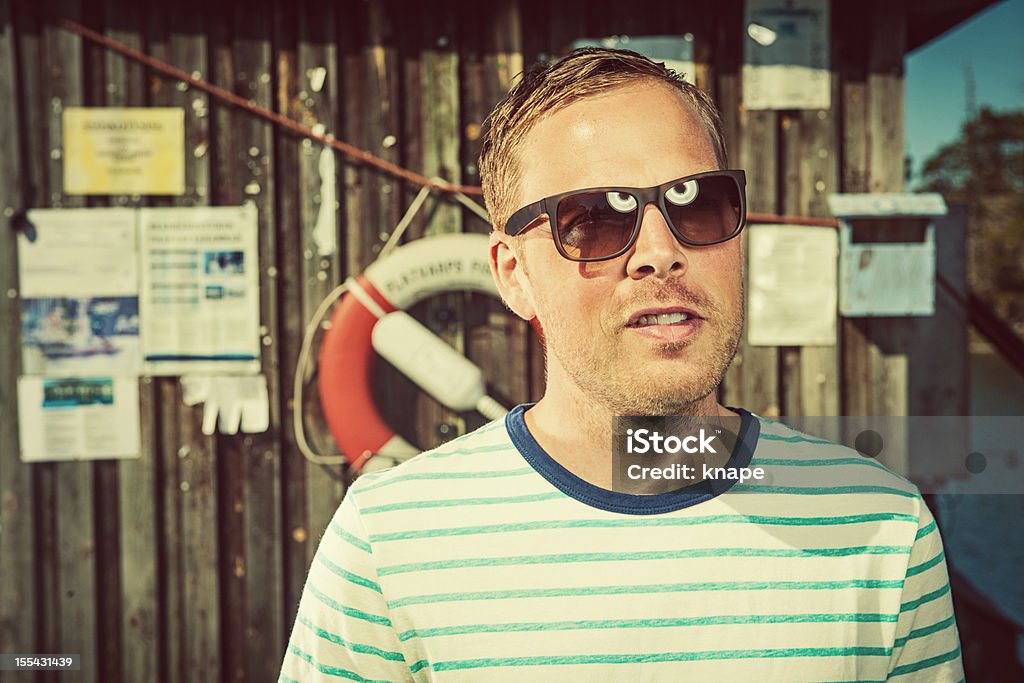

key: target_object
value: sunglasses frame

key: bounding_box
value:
[503,169,748,262]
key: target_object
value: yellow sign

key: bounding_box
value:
[63,107,185,195]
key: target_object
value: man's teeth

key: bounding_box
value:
[636,312,691,326]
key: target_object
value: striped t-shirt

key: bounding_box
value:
[280,405,963,682]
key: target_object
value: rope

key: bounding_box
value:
[45,11,847,231]
[49,14,484,197]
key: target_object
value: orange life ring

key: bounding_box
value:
[318,234,499,472]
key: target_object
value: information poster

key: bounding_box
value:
[63,107,185,195]
[18,208,141,376]
[17,376,140,462]
[139,205,261,375]
[747,224,838,346]
[743,0,830,110]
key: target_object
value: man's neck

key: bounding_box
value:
[523,374,732,490]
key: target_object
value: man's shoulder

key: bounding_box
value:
[347,417,522,504]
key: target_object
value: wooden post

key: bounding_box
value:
[461,0,534,418]
[38,4,101,682]
[779,99,840,418]
[239,3,286,678]
[731,107,781,417]
[296,1,345,557]
[0,4,37,681]
[85,3,162,681]
[163,3,219,680]
[274,0,346,633]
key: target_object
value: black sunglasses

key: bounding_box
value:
[503,170,747,262]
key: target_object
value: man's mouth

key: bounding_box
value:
[624,307,704,344]
[626,308,702,327]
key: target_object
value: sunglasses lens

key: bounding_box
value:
[549,175,744,260]
[664,175,743,244]
[555,191,638,260]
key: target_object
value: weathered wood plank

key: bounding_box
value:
[231,3,286,678]
[414,0,466,447]
[461,0,532,417]
[796,13,843,423]
[836,0,872,419]
[208,14,248,683]
[85,5,124,681]
[146,6,215,682]
[144,10,176,683]
[41,4,100,681]
[867,0,905,196]
[778,112,801,417]
[731,107,780,416]
[168,5,220,681]
[866,0,909,435]
[713,0,744,408]
[178,420,220,682]
[294,0,345,559]
[98,3,160,681]
[0,4,37,681]
[358,0,409,455]
[156,378,184,683]
[679,0,712,93]
[779,105,841,419]
[919,206,968,416]
[864,0,913,471]
[394,1,431,448]
[274,0,311,633]
[338,1,370,279]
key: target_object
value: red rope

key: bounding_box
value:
[50,13,847,229]
[51,15,485,197]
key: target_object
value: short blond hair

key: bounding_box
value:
[478,48,728,232]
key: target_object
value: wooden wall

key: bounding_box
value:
[0,1,966,682]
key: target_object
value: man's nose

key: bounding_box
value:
[625,204,687,279]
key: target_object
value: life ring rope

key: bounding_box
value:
[293,233,508,473]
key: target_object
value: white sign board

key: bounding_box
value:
[743,0,830,110]
[747,224,838,346]
[18,376,140,462]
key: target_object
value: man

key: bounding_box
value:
[280,48,962,681]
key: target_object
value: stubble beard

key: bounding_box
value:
[542,281,744,417]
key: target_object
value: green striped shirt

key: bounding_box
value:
[280,407,962,681]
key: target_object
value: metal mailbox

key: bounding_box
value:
[827,193,948,317]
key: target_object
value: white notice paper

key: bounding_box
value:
[747,224,838,346]
[17,376,141,462]
[743,0,831,110]
[139,205,261,375]
[18,208,141,376]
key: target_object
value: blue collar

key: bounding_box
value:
[505,404,760,515]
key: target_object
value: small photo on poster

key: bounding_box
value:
[20,296,141,376]
[203,250,245,276]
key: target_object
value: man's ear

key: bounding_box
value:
[489,230,537,320]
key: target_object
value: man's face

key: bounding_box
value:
[491,81,744,416]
